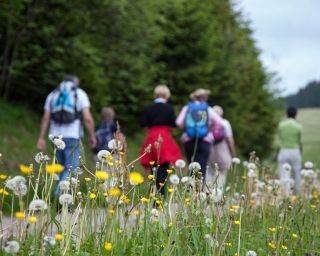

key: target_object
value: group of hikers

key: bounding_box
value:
[36,75,303,196]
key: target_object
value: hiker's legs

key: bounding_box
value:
[155,162,170,195]
[60,138,80,181]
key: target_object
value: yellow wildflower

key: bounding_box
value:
[185,198,190,205]
[291,195,298,202]
[168,222,173,227]
[0,188,9,196]
[292,233,298,238]
[19,164,32,175]
[268,242,276,249]
[46,164,64,174]
[166,169,173,174]
[108,188,121,197]
[95,171,109,181]
[310,204,316,209]
[120,194,130,204]
[241,175,247,180]
[140,197,150,203]
[159,182,165,187]
[132,210,140,215]
[281,245,288,250]
[15,211,25,220]
[234,220,240,225]
[268,227,277,232]
[0,174,7,180]
[104,242,112,251]
[28,216,37,223]
[231,205,239,210]
[226,242,232,247]
[55,233,63,241]
[129,172,144,185]
[148,174,155,180]
[84,177,91,182]
[108,209,115,214]
[107,162,113,166]
[167,187,174,193]
[89,193,97,199]
[149,161,155,165]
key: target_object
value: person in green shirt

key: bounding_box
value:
[276,106,303,195]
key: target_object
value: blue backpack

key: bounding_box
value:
[50,80,79,124]
[185,102,209,139]
[95,122,116,152]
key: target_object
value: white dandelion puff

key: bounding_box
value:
[43,236,56,247]
[209,188,223,203]
[169,174,180,185]
[246,250,257,256]
[282,163,292,172]
[188,162,201,172]
[181,176,189,184]
[52,138,66,150]
[247,162,256,170]
[29,199,48,211]
[232,157,241,164]
[97,150,111,162]
[175,159,186,168]
[59,193,73,205]
[108,139,123,151]
[58,181,70,192]
[3,240,20,254]
[304,161,313,169]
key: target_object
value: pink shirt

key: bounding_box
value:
[176,102,223,143]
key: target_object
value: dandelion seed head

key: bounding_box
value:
[29,199,48,211]
[232,157,241,164]
[97,150,111,162]
[246,250,257,256]
[3,240,20,254]
[52,138,66,150]
[169,174,180,185]
[175,159,186,168]
[188,162,201,172]
[59,193,73,205]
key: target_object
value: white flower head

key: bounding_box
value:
[34,152,50,164]
[247,169,257,178]
[209,188,223,203]
[3,240,20,254]
[5,176,28,196]
[282,163,292,172]
[151,208,160,217]
[175,159,186,168]
[108,139,123,151]
[181,176,189,184]
[48,134,54,141]
[246,250,257,256]
[169,174,180,185]
[59,181,70,192]
[29,199,48,211]
[67,177,79,186]
[97,150,111,162]
[243,161,249,167]
[205,217,212,226]
[204,234,212,240]
[247,162,256,170]
[52,137,66,150]
[304,161,314,169]
[188,162,201,172]
[59,193,73,205]
[43,236,56,247]
[232,157,241,164]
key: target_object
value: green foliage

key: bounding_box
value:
[0,0,276,157]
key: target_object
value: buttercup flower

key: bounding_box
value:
[108,188,121,197]
[29,199,48,211]
[55,233,63,241]
[129,172,144,185]
[104,242,112,251]
[15,211,25,220]
[95,171,109,181]
[46,164,64,174]
[19,164,32,175]
[28,216,37,223]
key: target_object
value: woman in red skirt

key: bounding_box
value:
[140,85,182,194]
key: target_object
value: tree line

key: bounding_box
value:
[285,80,320,108]
[0,0,276,157]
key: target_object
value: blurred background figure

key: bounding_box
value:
[276,106,303,195]
[94,107,117,153]
[176,89,222,179]
[140,85,182,195]
[207,105,236,189]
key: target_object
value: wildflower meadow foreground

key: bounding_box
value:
[0,137,320,256]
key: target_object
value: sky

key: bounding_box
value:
[238,0,320,96]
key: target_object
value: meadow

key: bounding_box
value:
[0,102,320,255]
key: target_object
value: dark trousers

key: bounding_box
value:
[154,162,170,195]
[184,140,211,178]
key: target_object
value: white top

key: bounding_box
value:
[222,119,233,138]
[44,88,90,139]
